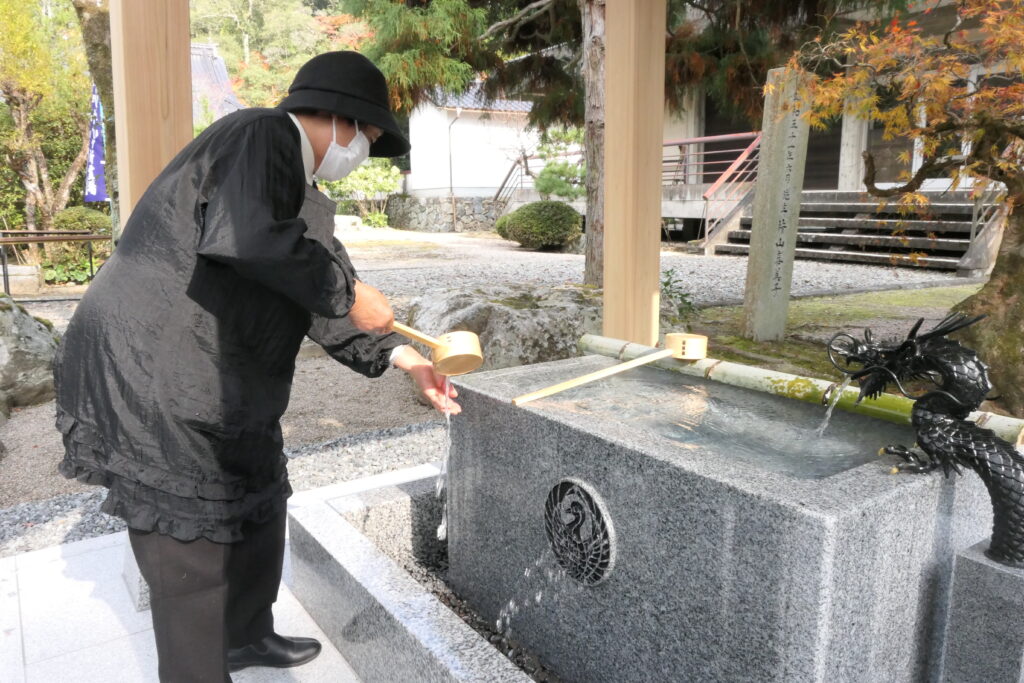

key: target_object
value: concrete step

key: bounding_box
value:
[726,230,971,253]
[714,243,961,269]
[800,190,978,204]
[798,201,976,216]
[739,216,975,234]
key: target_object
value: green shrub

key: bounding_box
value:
[320,158,401,220]
[661,268,699,327]
[497,201,582,250]
[363,211,388,228]
[44,206,112,284]
[494,213,511,240]
[334,199,359,215]
[53,206,111,234]
[42,260,96,284]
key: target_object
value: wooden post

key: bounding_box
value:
[602,0,666,346]
[110,0,192,231]
[742,68,811,342]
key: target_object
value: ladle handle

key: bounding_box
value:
[391,321,442,349]
[512,348,676,406]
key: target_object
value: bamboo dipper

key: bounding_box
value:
[511,333,708,406]
[391,321,484,376]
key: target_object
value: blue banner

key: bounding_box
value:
[84,83,108,202]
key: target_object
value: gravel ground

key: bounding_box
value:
[0,229,961,557]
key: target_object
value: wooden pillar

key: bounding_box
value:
[602,0,666,346]
[110,0,192,230]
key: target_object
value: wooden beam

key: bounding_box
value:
[602,0,666,346]
[110,0,192,229]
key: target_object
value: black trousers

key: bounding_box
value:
[128,511,287,683]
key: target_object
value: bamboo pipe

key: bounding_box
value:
[512,333,708,406]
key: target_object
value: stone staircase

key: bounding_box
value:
[714,191,981,271]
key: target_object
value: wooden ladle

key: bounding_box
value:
[392,322,484,376]
[512,333,708,406]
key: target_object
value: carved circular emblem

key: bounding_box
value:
[544,480,615,586]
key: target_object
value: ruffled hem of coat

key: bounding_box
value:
[55,407,285,501]
[61,456,291,543]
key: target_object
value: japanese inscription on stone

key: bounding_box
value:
[742,68,811,341]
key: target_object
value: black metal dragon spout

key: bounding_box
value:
[828,313,1024,568]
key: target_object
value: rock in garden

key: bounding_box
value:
[0,295,60,413]
[407,285,603,371]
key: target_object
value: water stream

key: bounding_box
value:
[816,375,855,437]
[436,376,452,541]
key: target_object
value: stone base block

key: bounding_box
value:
[449,357,993,683]
[941,541,1024,683]
[3,266,42,296]
[288,466,529,683]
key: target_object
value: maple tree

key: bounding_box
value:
[791,0,1024,415]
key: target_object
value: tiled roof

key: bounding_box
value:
[434,82,532,113]
[191,43,243,123]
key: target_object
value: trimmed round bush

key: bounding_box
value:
[53,206,112,234]
[495,212,512,240]
[496,200,582,250]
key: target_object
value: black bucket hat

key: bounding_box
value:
[278,51,410,158]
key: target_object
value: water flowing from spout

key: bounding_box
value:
[816,375,854,437]
[437,376,452,541]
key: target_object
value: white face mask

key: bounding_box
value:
[314,117,370,182]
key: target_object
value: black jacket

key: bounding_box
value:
[54,108,401,541]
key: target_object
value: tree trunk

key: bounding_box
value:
[580,0,605,287]
[953,206,1024,417]
[71,0,119,238]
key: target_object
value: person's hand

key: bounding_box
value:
[393,346,462,415]
[348,280,394,334]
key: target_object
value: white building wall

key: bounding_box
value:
[407,106,540,198]
[407,92,710,203]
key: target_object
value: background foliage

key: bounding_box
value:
[0,0,92,265]
[790,0,1024,415]
[320,158,403,227]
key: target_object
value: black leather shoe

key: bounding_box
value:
[227,633,322,672]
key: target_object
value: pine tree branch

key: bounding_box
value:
[480,0,555,41]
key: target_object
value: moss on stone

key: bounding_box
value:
[33,316,54,332]
[490,293,542,310]
[691,284,987,382]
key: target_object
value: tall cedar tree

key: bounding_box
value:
[791,0,1024,416]
[351,0,906,286]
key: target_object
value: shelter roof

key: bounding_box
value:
[191,43,243,123]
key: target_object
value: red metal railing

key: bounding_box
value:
[661,132,760,187]
[699,134,762,249]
